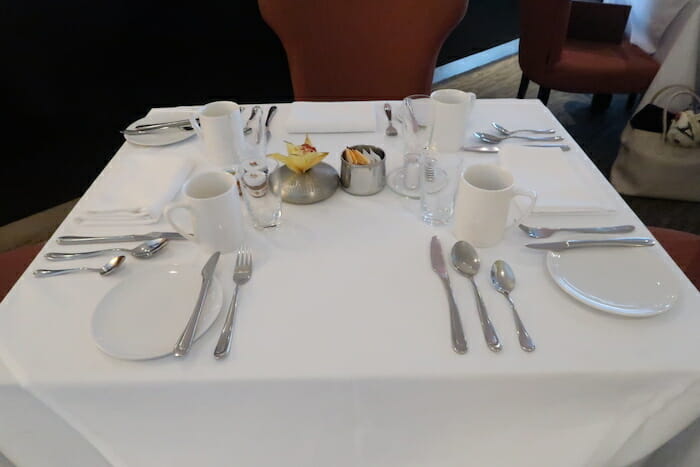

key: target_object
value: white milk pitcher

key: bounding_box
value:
[190,101,245,168]
[430,89,476,152]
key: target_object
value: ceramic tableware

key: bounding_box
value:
[430,89,475,152]
[190,101,246,168]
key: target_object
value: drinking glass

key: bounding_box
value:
[420,152,462,225]
[240,158,282,229]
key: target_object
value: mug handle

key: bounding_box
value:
[189,114,203,138]
[508,187,537,228]
[164,203,197,241]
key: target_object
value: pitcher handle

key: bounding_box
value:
[164,203,197,241]
[508,187,537,228]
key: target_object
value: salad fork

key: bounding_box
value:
[214,246,252,359]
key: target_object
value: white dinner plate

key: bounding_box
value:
[92,264,223,360]
[124,111,196,146]
[546,247,680,317]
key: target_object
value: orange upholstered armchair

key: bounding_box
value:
[258,0,468,101]
[517,0,660,108]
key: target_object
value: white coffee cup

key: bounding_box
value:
[453,164,537,247]
[190,101,245,168]
[165,171,244,253]
[430,89,476,152]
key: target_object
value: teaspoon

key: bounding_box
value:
[450,241,502,352]
[492,122,555,135]
[34,256,126,278]
[44,238,168,260]
[475,132,564,144]
[490,260,535,352]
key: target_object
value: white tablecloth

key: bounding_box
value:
[1,100,699,467]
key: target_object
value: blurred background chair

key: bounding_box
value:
[517,0,660,109]
[258,0,469,101]
[0,243,44,302]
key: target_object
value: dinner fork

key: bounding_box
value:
[518,223,636,239]
[214,246,252,359]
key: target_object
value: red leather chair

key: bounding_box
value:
[649,227,700,290]
[258,0,468,101]
[517,0,660,108]
[0,243,44,302]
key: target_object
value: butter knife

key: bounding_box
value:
[58,232,185,245]
[173,251,221,357]
[430,236,467,354]
[265,105,278,142]
[526,237,655,251]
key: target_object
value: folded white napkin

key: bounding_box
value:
[286,101,377,133]
[500,146,615,214]
[75,154,194,225]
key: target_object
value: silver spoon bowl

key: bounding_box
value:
[474,132,564,144]
[492,122,555,135]
[490,260,535,352]
[450,241,502,352]
[45,238,168,261]
[34,255,126,278]
[518,224,635,239]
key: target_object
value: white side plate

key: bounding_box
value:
[546,247,680,317]
[124,111,196,147]
[92,264,223,360]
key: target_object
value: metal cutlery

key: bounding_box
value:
[214,246,252,359]
[524,144,571,151]
[245,106,261,137]
[492,122,555,135]
[34,255,126,278]
[174,251,221,358]
[475,132,564,144]
[430,236,467,354]
[384,103,398,136]
[451,240,501,353]
[57,232,185,245]
[122,126,192,135]
[45,238,168,260]
[526,238,656,251]
[134,118,197,131]
[461,146,499,153]
[519,223,636,239]
[265,105,278,142]
[490,261,535,352]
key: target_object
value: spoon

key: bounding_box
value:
[384,103,398,136]
[474,132,564,144]
[490,260,535,352]
[44,238,169,260]
[492,122,555,135]
[34,256,126,278]
[450,241,502,352]
[518,223,635,239]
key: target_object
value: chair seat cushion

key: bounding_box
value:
[0,242,44,302]
[648,227,700,290]
[541,39,659,93]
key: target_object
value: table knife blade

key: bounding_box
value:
[173,251,221,357]
[430,236,467,354]
[58,232,185,245]
[526,238,656,251]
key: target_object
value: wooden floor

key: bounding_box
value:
[435,55,700,234]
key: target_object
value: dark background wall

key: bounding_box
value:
[1,0,518,226]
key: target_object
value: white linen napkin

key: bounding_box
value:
[285,101,377,133]
[500,146,615,214]
[75,154,194,225]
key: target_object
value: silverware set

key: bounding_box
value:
[475,121,564,145]
[519,222,655,250]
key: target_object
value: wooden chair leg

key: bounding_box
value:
[517,74,529,99]
[537,86,551,105]
[627,93,638,109]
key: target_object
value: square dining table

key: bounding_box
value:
[1,99,699,467]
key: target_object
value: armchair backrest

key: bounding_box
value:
[258,0,468,101]
[518,0,571,79]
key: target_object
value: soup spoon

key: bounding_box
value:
[44,238,168,260]
[475,132,564,144]
[34,256,126,278]
[492,122,555,135]
[490,260,535,352]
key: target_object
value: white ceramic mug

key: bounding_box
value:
[453,164,537,247]
[430,89,476,152]
[164,171,244,253]
[190,101,245,168]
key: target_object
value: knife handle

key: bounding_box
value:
[440,278,467,354]
[58,235,137,245]
[173,277,211,357]
[568,238,655,249]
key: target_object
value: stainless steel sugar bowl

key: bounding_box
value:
[339,145,386,196]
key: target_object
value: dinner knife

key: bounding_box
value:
[526,237,656,251]
[265,105,278,142]
[461,146,499,153]
[430,236,468,354]
[58,232,185,245]
[121,126,193,135]
[173,251,221,357]
[135,118,197,130]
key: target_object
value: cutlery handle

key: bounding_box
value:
[58,235,140,245]
[384,103,393,121]
[511,128,555,134]
[265,105,278,128]
[506,295,535,352]
[135,118,194,130]
[567,238,655,249]
[34,267,92,277]
[562,225,635,234]
[173,277,212,357]
[214,284,240,359]
[45,249,118,260]
[512,135,563,141]
[440,278,467,354]
[469,278,501,352]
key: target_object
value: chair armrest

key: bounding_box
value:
[567,1,631,43]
